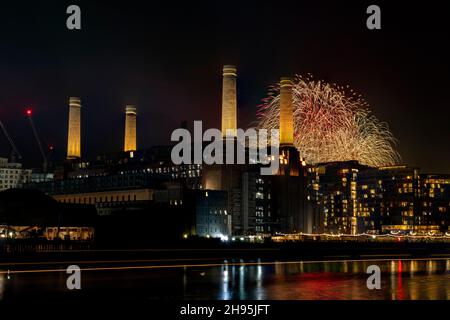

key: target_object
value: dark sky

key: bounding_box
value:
[0,1,449,172]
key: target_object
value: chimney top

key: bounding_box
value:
[69,97,81,107]
[280,77,293,87]
[223,65,237,75]
[125,105,137,114]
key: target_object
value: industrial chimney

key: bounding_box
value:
[279,77,294,146]
[66,97,81,159]
[221,65,237,138]
[124,105,137,152]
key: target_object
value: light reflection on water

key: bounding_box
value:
[194,259,450,300]
[0,259,449,300]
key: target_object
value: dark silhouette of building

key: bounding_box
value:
[0,188,95,240]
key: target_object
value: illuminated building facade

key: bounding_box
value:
[202,157,262,236]
[66,97,81,159]
[52,188,154,216]
[419,174,450,232]
[183,189,230,238]
[254,176,274,234]
[307,163,450,235]
[310,161,367,235]
[358,165,420,234]
[29,147,202,193]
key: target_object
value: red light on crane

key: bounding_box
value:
[26,109,33,116]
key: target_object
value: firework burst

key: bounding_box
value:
[256,74,401,167]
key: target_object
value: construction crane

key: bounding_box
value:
[0,120,22,162]
[26,108,49,172]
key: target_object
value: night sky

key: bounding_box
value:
[0,1,449,172]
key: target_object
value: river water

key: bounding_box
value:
[0,258,449,301]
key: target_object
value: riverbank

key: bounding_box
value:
[1,240,449,264]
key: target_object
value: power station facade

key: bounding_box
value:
[202,68,310,235]
[21,65,449,241]
[66,97,81,159]
[124,105,137,152]
[59,67,311,236]
[59,65,273,237]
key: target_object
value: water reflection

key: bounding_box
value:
[193,259,450,300]
[0,259,449,301]
[0,273,5,300]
